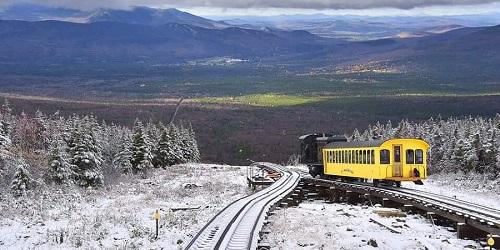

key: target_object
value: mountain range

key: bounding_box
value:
[0,19,328,64]
[0,3,499,80]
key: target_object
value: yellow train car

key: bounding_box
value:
[322,138,429,186]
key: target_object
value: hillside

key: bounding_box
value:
[0,20,327,64]
[344,25,500,80]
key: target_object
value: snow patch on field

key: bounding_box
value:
[0,163,249,249]
[266,201,479,250]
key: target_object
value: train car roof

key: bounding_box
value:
[324,138,429,149]
[325,140,385,149]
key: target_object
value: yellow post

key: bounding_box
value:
[487,235,495,250]
[153,209,160,239]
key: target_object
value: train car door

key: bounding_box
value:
[393,145,402,177]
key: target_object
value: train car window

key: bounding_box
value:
[367,150,370,165]
[332,151,336,163]
[355,150,358,164]
[361,150,365,164]
[415,149,424,164]
[406,150,415,164]
[371,150,375,164]
[380,150,390,164]
[394,146,401,163]
[341,150,344,163]
[349,151,352,164]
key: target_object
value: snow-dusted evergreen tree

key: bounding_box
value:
[67,116,104,187]
[350,129,362,142]
[130,119,153,173]
[145,120,161,149]
[429,130,444,173]
[463,139,478,172]
[0,100,13,150]
[394,119,410,138]
[185,124,200,162]
[34,109,50,150]
[10,164,33,197]
[482,129,498,175]
[0,117,11,150]
[153,126,172,168]
[114,134,133,173]
[48,143,74,185]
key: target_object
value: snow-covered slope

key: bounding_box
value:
[0,164,249,249]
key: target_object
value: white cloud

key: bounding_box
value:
[1,0,500,11]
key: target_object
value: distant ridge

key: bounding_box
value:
[88,7,229,29]
[0,20,326,64]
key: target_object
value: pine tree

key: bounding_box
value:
[153,126,171,168]
[186,124,200,162]
[0,100,12,150]
[114,136,133,173]
[351,129,361,142]
[0,117,11,150]
[483,129,498,175]
[130,119,153,173]
[68,120,103,187]
[394,120,409,138]
[48,142,74,185]
[463,139,478,172]
[11,164,33,197]
[34,109,49,149]
[429,130,444,173]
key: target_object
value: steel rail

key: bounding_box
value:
[389,186,500,215]
[186,163,300,250]
[383,186,500,219]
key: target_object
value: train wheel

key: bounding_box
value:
[395,181,401,187]
[373,179,379,187]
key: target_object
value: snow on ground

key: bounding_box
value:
[266,201,480,250]
[0,163,250,249]
[411,173,500,209]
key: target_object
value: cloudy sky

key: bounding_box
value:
[1,0,500,16]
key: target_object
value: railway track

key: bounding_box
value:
[186,163,300,250]
[304,176,500,237]
[384,186,500,222]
